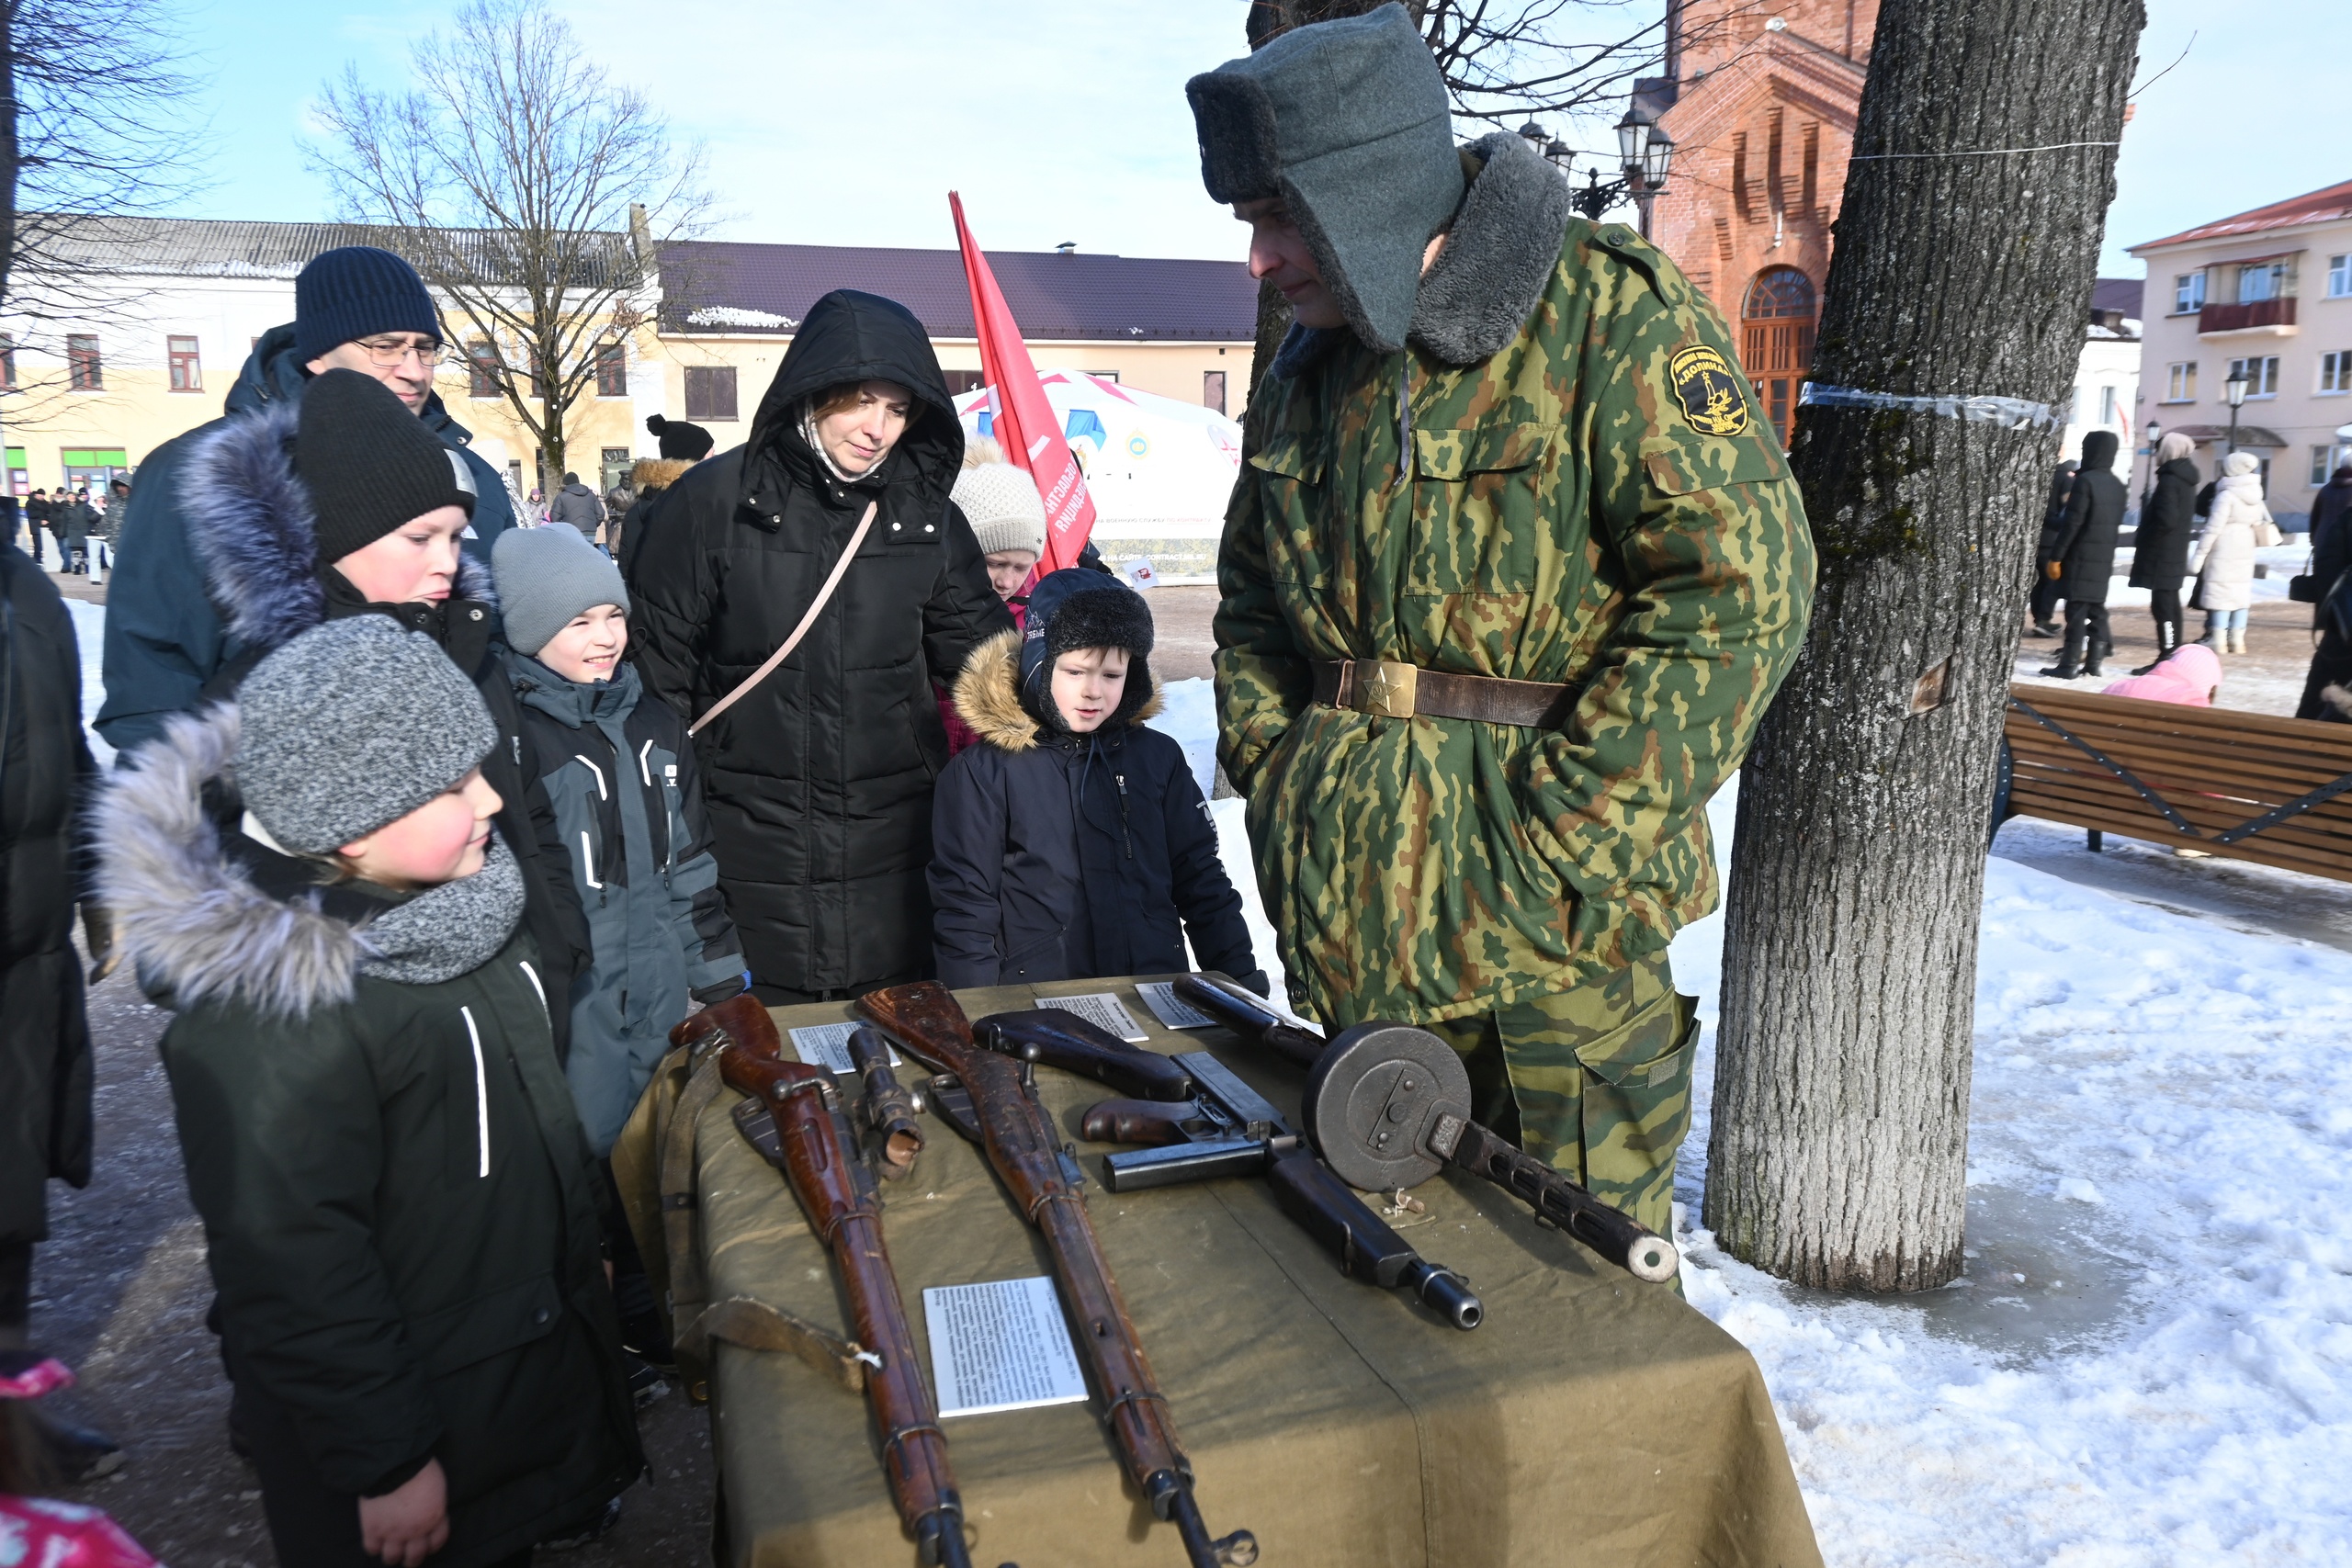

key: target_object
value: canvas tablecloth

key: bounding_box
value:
[631,976,1820,1567]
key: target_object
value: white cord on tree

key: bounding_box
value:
[1799,381,2056,430]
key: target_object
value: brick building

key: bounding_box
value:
[1640,0,1877,446]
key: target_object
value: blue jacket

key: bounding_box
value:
[97,324,515,756]
[507,654,744,1153]
[928,628,1262,991]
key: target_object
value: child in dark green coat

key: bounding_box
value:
[97,615,639,1568]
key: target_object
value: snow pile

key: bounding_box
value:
[684,306,796,331]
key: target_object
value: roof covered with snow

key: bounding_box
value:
[2128,178,2352,254]
[657,240,1256,343]
[17,213,637,287]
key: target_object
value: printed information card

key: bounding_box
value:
[786,1021,897,1074]
[1033,992,1150,1043]
[923,1277,1089,1419]
[1135,981,1216,1031]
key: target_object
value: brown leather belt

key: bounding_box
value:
[1310,658,1575,727]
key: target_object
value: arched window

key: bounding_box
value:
[1741,267,1817,446]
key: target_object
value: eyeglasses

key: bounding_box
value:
[353,336,449,369]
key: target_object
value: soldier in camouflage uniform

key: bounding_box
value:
[1187,4,1815,1238]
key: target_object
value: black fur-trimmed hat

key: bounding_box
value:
[1018,569,1155,731]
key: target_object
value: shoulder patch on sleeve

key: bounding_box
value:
[1668,344,1754,437]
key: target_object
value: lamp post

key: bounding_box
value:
[1521,107,1676,236]
[2223,365,2250,455]
[2140,418,2162,513]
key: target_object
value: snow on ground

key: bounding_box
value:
[1151,678,2352,1565]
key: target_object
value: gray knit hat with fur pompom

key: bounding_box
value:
[234,615,497,854]
[951,440,1048,558]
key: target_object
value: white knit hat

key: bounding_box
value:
[952,440,1047,558]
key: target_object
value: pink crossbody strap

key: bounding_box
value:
[688,501,878,738]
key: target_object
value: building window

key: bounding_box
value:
[167,334,202,392]
[2229,355,2280,398]
[594,343,628,398]
[1204,369,1227,415]
[2164,361,2196,401]
[2320,350,2351,395]
[684,365,738,421]
[2238,261,2290,304]
[2314,446,2342,486]
[2173,273,2206,315]
[1084,370,1119,382]
[0,335,14,390]
[66,334,101,391]
[1740,266,1816,446]
[2331,255,2351,299]
[467,342,502,399]
[2098,386,2118,424]
[941,370,985,396]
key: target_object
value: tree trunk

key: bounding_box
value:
[1703,0,2143,1292]
[0,4,17,308]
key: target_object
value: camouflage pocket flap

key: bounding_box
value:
[1248,430,1326,483]
[1572,987,1699,1089]
[1641,434,1789,497]
[1413,423,1558,481]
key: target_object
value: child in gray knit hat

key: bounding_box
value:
[94,614,642,1563]
[952,438,1047,608]
[491,524,744,1374]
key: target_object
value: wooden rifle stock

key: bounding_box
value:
[858,983,1258,1568]
[684,996,978,1568]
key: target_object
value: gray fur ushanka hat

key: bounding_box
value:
[1186,1,1464,355]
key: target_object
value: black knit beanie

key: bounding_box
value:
[294,246,442,364]
[647,412,714,461]
[297,369,478,564]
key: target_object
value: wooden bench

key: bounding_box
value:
[2001,682,2352,883]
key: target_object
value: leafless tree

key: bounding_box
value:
[308,0,710,485]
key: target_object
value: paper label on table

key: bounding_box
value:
[1034,992,1149,1043]
[1136,981,1216,1031]
[924,1277,1088,1418]
[786,1021,897,1074]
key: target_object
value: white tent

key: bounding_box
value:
[953,372,1242,541]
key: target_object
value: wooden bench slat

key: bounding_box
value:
[2013,685,2352,750]
[2006,808,2352,878]
[2003,728,2352,802]
[2007,781,2352,858]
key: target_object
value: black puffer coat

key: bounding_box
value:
[0,547,95,1250]
[631,291,1013,998]
[2050,431,2128,603]
[2130,455,2200,590]
[930,625,1261,992]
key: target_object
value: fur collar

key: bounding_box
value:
[1272,131,1572,379]
[96,705,524,1017]
[185,400,495,655]
[629,457,693,491]
[951,627,1163,753]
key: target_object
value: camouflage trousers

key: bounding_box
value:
[1420,952,1698,1242]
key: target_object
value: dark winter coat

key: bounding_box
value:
[548,482,605,542]
[2050,433,2127,603]
[2130,456,2200,590]
[96,707,640,1559]
[0,547,95,1248]
[2310,474,2352,604]
[57,500,94,548]
[2035,461,2078,567]
[96,323,515,756]
[23,498,51,538]
[152,400,591,1060]
[615,457,693,583]
[508,654,744,1152]
[631,290,1014,997]
[930,628,1261,990]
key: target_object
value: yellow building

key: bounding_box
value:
[1,220,1258,509]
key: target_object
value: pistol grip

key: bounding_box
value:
[1081,1099,1199,1147]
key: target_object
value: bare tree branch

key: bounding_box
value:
[306,0,710,482]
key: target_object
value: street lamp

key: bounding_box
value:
[2223,365,2250,455]
[1558,107,1678,236]
[2140,418,2162,513]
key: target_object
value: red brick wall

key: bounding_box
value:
[1647,0,1877,442]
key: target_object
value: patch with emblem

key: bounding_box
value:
[1668,344,1752,437]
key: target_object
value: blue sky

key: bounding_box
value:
[172,0,2340,283]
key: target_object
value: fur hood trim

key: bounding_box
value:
[951,627,1162,752]
[95,705,367,1016]
[629,457,693,491]
[186,400,494,655]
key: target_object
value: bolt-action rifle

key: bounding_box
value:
[1172,976,1679,1284]
[678,996,981,1568]
[859,982,1258,1568]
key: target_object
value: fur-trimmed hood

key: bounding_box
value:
[183,400,493,655]
[951,626,1162,752]
[96,704,525,1017]
[628,457,693,492]
[1273,130,1574,378]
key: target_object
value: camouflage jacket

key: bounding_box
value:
[1214,136,1815,1027]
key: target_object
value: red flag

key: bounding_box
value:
[949,191,1097,575]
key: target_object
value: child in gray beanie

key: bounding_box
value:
[94,614,642,1564]
[491,525,743,1377]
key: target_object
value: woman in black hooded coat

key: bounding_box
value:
[2040,429,2127,680]
[630,290,1012,1002]
[2128,433,2199,670]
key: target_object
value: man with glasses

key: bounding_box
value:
[98,246,516,755]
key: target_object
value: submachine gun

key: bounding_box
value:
[975,1009,1482,1331]
[1171,976,1681,1285]
[859,983,1259,1568]
[673,995,983,1568]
